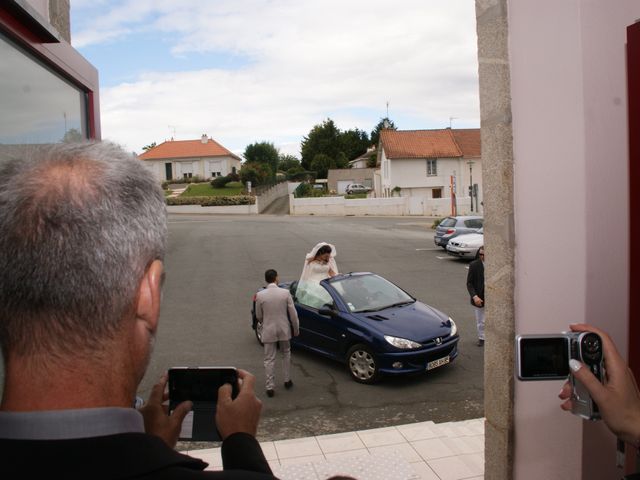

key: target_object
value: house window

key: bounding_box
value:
[426,159,437,176]
[211,171,222,177]
[183,172,193,179]
[432,188,442,199]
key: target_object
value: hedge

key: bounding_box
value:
[166,195,256,206]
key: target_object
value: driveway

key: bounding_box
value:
[143,214,483,442]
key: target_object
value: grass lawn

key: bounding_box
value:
[181,182,244,197]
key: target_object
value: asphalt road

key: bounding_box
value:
[142,214,484,444]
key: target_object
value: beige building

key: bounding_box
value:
[139,134,241,182]
[377,128,481,213]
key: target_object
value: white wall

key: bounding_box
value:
[509,1,638,478]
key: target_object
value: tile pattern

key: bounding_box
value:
[184,418,485,480]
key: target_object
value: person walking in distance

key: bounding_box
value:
[467,246,485,346]
[255,269,300,397]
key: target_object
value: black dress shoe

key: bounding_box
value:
[284,380,293,389]
[266,389,275,397]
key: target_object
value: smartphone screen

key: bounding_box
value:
[168,367,238,441]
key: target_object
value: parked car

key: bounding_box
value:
[434,215,483,248]
[251,272,459,384]
[345,183,371,195]
[446,228,484,259]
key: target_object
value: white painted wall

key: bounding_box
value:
[142,156,241,181]
[509,1,638,478]
[380,153,483,204]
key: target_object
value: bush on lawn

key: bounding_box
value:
[166,195,255,206]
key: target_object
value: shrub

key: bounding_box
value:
[432,218,444,229]
[294,183,325,198]
[166,195,256,206]
[211,175,232,188]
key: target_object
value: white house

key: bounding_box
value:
[139,134,242,182]
[378,128,481,215]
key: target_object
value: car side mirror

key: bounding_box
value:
[318,304,336,317]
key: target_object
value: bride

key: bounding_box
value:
[297,242,338,307]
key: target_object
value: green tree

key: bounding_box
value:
[300,119,342,170]
[309,153,336,179]
[61,128,83,143]
[278,154,301,172]
[240,162,272,187]
[142,141,157,151]
[370,117,397,147]
[243,142,279,177]
[339,128,369,161]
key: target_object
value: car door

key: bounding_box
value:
[295,283,346,358]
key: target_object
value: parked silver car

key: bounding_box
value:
[446,228,484,259]
[345,183,371,195]
[434,216,483,248]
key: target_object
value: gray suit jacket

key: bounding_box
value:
[255,283,300,343]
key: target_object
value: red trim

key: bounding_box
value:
[628,23,640,385]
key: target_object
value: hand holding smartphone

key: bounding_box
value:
[168,366,239,441]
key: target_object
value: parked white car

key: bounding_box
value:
[445,228,484,259]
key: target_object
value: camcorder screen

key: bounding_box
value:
[519,337,570,379]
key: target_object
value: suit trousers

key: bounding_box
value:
[473,306,485,340]
[264,340,291,390]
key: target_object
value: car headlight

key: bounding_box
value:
[384,335,421,349]
[448,317,457,336]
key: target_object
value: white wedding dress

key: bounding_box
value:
[297,242,338,308]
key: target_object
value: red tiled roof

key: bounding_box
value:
[139,137,239,160]
[380,128,480,159]
[451,129,481,157]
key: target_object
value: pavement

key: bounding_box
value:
[182,418,485,480]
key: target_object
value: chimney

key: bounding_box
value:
[201,134,208,144]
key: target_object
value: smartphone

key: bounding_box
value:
[168,366,238,442]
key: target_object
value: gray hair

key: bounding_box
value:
[0,142,167,358]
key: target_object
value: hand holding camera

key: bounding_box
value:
[516,329,604,420]
[558,324,640,446]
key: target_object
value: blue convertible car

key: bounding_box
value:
[251,272,459,384]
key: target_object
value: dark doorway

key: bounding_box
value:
[165,162,172,180]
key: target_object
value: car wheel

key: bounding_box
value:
[346,344,379,384]
[255,320,264,346]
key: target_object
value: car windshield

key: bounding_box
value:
[440,217,456,227]
[331,274,415,313]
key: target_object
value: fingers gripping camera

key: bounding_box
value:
[515,332,604,421]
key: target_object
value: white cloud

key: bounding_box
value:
[74,1,480,155]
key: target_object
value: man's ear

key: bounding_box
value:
[136,260,164,334]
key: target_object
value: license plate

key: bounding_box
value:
[427,356,450,370]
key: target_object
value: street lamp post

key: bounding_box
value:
[468,161,475,212]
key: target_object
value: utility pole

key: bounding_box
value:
[468,161,475,212]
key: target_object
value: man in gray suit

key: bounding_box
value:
[255,269,300,397]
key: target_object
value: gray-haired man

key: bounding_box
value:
[0,142,275,478]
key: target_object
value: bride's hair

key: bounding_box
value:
[314,245,332,258]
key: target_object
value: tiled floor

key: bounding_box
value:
[183,418,485,480]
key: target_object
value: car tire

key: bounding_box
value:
[255,319,264,346]
[346,344,380,384]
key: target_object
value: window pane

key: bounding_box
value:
[0,33,87,145]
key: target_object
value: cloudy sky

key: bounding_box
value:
[71,1,480,157]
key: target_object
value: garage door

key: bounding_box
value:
[337,180,354,194]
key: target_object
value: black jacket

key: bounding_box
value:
[0,432,276,479]
[466,259,484,307]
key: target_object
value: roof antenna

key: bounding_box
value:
[168,125,176,140]
[386,100,390,118]
[449,117,458,129]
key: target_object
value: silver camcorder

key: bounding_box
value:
[515,332,604,420]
